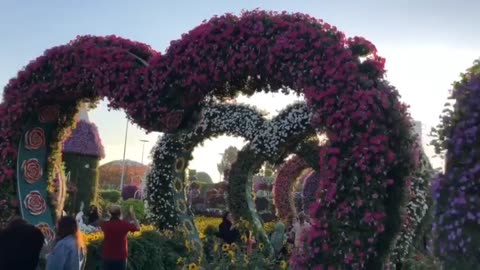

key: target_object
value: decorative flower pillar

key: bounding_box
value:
[63,107,105,213]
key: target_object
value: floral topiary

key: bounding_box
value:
[63,120,105,158]
[273,156,309,223]
[431,59,480,269]
[302,170,320,213]
[0,10,420,268]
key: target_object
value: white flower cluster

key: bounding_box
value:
[250,103,312,157]
[391,153,432,263]
[146,134,187,229]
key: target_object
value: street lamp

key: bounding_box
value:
[140,139,149,164]
[120,119,129,190]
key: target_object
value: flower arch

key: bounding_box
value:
[0,10,419,268]
[431,59,480,269]
[273,155,310,223]
[302,170,321,212]
[146,103,266,231]
[147,102,312,255]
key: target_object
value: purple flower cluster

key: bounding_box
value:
[122,185,142,200]
[302,171,319,212]
[433,63,480,266]
[63,120,105,158]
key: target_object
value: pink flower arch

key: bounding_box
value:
[0,10,420,268]
[273,156,309,223]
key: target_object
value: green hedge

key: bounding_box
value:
[63,153,100,213]
[86,230,187,270]
[99,189,121,203]
[121,199,145,222]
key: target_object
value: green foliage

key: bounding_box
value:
[402,253,441,270]
[63,153,100,214]
[86,230,187,270]
[121,199,145,221]
[195,171,213,184]
[99,189,121,203]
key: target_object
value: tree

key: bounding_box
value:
[217,146,239,181]
[195,172,213,184]
[98,160,150,189]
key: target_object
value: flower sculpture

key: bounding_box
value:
[0,10,420,268]
[273,156,309,223]
[431,59,480,269]
[302,170,320,213]
[63,120,105,158]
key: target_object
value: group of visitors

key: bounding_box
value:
[0,204,140,270]
[216,210,311,256]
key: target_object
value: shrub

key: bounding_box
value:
[99,189,121,203]
[85,230,186,270]
[121,199,145,221]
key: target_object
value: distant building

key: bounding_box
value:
[413,120,422,144]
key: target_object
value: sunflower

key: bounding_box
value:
[280,260,287,270]
[243,255,249,264]
[188,263,199,270]
[241,234,248,243]
[230,243,237,251]
[258,243,264,251]
[222,243,230,252]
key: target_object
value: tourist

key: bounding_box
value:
[0,216,45,270]
[46,216,86,270]
[217,211,240,244]
[292,212,311,253]
[87,205,100,226]
[101,204,140,270]
[270,221,287,256]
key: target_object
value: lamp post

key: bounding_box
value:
[140,139,149,164]
[120,119,129,190]
[218,153,223,182]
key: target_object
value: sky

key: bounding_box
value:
[0,0,479,182]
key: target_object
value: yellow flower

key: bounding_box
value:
[280,260,287,270]
[241,234,248,243]
[243,255,249,264]
[177,257,185,265]
[228,250,235,260]
[230,243,237,251]
[258,243,264,251]
[188,263,199,270]
[222,243,230,252]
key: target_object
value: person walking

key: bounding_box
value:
[100,205,140,270]
[46,216,86,270]
[0,217,45,270]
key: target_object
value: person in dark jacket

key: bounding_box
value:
[217,211,240,244]
[0,216,45,270]
[87,205,100,226]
